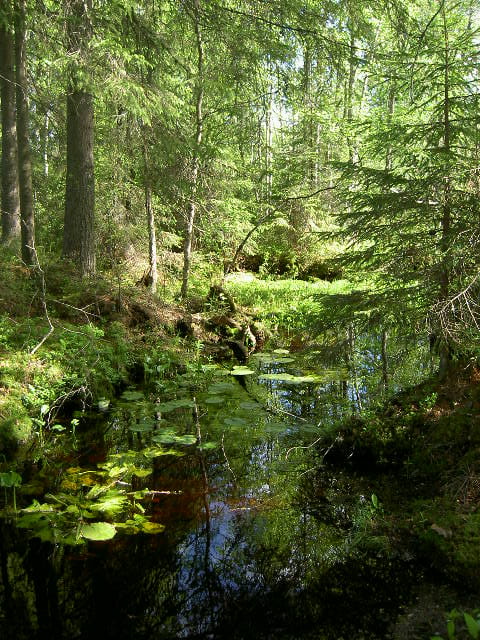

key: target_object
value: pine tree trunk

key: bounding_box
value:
[63,89,95,275]
[14,0,35,264]
[0,7,20,244]
[346,27,358,164]
[438,5,452,376]
[145,182,158,294]
[381,329,389,390]
[63,0,95,276]
[181,0,203,300]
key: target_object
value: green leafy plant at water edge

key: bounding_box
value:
[9,446,177,545]
[431,609,480,640]
[0,470,22,513]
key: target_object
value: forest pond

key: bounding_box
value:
[0,334,436,639]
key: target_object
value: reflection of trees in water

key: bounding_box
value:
[0,521,187,639]
[0,332,432,639]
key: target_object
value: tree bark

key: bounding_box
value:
[145,181,158,294]
[0,4,20,244]
[438,4,452,375]
[14,0,35,264]
[345,26,358,164]
[181,0,204,300]
[381,329,389,390]
[62,0,95,276]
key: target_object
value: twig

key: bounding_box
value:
[29,247,54,355]
[221,432,237,482]
[51,299,99,321]
[285,434,340,461]
[285,435,324,460]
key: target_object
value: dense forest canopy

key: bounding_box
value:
[2,0,480,362]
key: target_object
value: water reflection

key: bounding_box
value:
[0,332,429,639]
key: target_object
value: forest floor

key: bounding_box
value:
[1,256,480,637]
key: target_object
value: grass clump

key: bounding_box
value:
[224,275,354,335]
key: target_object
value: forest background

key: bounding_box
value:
[2,0,480,435]
[3,3,480,635]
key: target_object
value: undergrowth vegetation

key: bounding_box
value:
[224,274,356,335]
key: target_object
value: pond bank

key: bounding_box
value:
[306,364,480,638]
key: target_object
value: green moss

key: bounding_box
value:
[0,415,33,454]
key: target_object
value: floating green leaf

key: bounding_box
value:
[141,521,166,534]
[208,382,237,394]
[142,446,185,459]
[90,492,129,515]
[132,467,152,478]
[204,395,226,404]
[81,522,117,541]
[198,441,218,451]
[212,368,231,376]
[258,373,320,384]
[129,418,155,432]
[230,366,256,376]
[152,431,197,445]
[156,399,195,412]
[250,353,294,364]
[273,348,290,354]
[239,401,262,410]
[224,417,248,427]
[264,421,288,433]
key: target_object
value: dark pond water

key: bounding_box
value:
[0,333,435,639]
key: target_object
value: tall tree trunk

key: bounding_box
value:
[381,329,389,390]
[265,59,274,204]
[42,108,50,177]
[14,0,35,264]
[62,0,95,276]
[438,4,452,375]
[145,181,158,294]
[302,42,315,186]
[385,85,396,171]
[345,27,358,164]
[0,4,20,244]
[181,0,203,300]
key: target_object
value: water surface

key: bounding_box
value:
[0,334,430,639]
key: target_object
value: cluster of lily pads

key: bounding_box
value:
[2,350,349,545]
[14,448,174,544]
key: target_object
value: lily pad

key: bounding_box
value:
[129,418,155,432]
[250,353,294,364]
[208,382,238,394]
[141,521,166,534]
[273,348,290,354]
[239,401,262,410]
[204,395,226,404]
[81,522,117,541]
[258,373,321,384]
[264,421,288,433]
[152,431,197,445]
[224,417,248,427]
[230,366,256,376]
[156,399,195,412]
[198,441,218,451]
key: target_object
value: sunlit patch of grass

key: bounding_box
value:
[225,275,355,334]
